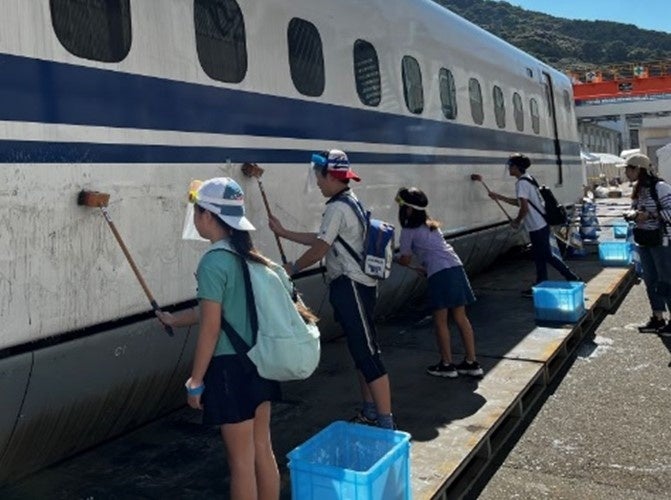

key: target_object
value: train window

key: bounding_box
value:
[439,68,457,119]
[530,98,540,134]
[493,85,506,128]
[194,0,247,84]
[468,78,484,125]
[353,40,381,107]
[288,18,325,97]
[563,89,571,110]
[50,0,131,62]
[402,56,423,114]
[513,92,524,131]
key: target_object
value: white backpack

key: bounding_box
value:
[210,246,320,381]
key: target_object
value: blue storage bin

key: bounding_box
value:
[599,241,632,266]
[287,421,411,500]
[612,221,629,239]
[580,225,599,240]
[532,281,585,323]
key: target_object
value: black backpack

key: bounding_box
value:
[520,176,568,226]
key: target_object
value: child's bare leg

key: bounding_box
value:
[433,308,452,363]
[451,306,477,362]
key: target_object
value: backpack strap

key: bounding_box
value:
[647,179,670,233]
[518,176,547,220]
[329,194,367,265]
[649,179,661,211]
[208,249,258,371]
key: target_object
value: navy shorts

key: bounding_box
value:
[427,266,476,311]
[201,354,281,426]
[329,275,387,383]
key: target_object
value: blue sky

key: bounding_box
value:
[496,1,671,34]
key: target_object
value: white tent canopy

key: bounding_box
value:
[581,150,599,162]
[591,152,627,167]
[620,148,640,159]
[582,150,626,187]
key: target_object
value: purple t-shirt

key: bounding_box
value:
[399,225,463,277]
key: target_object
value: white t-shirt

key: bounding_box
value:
[516,174,547,232]
[317,192,377,286]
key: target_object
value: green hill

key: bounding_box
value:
[433,0,671,71]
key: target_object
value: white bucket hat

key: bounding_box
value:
[191,177,255,231]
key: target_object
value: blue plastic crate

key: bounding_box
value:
[532,281,585,323]
[599,241,632,266]
[287,421,411,500]
[612,221,629,239]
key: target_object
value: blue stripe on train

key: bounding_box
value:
[0,139,579,165]
[0,53,579,157]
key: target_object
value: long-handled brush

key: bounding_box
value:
[241,162,288,264]
[77,190,173,336]
[470,174,514,222]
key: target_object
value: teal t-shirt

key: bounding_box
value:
[196,240,253,356]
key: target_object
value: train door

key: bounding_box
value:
[542,71,563,184]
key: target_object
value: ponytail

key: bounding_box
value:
[229,228,271,267]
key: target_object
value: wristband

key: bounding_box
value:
[185,379,205,396]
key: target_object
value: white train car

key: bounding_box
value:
[0,0,581,482]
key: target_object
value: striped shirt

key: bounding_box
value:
[632,181,671,230]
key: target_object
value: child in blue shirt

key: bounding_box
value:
[395,187,483,378]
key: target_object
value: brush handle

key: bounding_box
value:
[100,207,174,337]
[478,180,513,222]
[257,179,288,264]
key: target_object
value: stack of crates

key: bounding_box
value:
[580,201,600,241]
[287,421,411,500]
[532,281,586,323]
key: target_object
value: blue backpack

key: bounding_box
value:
[333,194,395,280]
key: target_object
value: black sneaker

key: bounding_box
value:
[521,288,534,298]
[657,322,671,337]
[456,360,484,377]
[350,411,377,426]
[638,316,665,333]
[427,361,458,378]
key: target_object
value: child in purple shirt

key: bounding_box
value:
[396,187,483,378]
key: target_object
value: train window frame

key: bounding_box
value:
[563,89,571,110]
[468,78,484,125]
[493,85,506,129]
[194,0,248,84]
[513,92,524,132]
[353,39,381,107]
[530,97,540,134]
[287,17,325,97]
[439,68,457,120]
[401,56,424,114]
[50,0,132,63]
